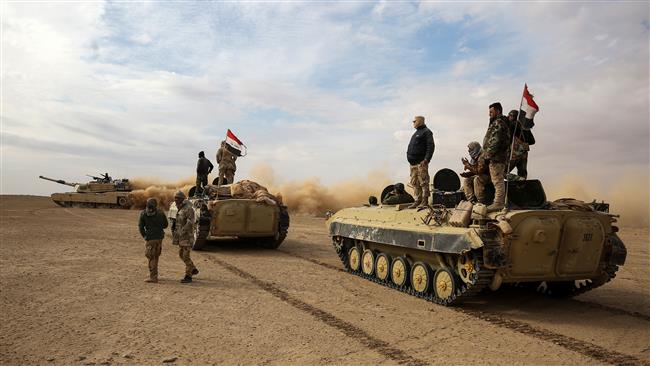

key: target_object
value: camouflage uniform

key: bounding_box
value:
[216,143,237,185]
[173,200,197,277]
[477,115,511,209]
[138,205,168,282]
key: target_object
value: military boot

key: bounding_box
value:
[418,187,430,208]
[487,181,505,212]
[180,275,192,283]
[408,195,422,209]
[191,268,199,276]
[145,277,158,283]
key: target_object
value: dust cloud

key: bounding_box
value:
[250,164,391,215]
[129,177,195,210]
[545,173,649,228]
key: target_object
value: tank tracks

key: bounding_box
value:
[535,263,620,298]
[53,201,129,209]
[332,239,494,306]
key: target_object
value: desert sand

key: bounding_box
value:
[1,195,649,365]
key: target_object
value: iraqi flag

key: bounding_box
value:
[225,129,247,157]
[519,84,539,129]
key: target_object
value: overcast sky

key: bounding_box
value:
[1,2,649,196]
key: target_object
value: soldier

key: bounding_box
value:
[475,103,511,211]
[196,151,214,195]
[382,183,415,205]
[406,116,435,209]
[172,191,199,283]
[138,198,168,283]
[460,141,486,204]
[506,110,535,180]
[216,141,237,185]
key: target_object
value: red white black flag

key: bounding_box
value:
[519,84,539,129]
[225,129,247,157]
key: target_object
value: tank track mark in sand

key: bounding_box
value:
[202,253,429,366]
[281,245,648,366]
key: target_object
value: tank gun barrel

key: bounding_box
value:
[39,175,77,187]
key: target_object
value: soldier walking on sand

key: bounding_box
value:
[406,115,435,209]
[138,198,168,283]
[216,141,237,185]
[172,191,199,283]
[196,151,214,195]
[475,103,511,211]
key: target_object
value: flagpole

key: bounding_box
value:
[504,84,526,211]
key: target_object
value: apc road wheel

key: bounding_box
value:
[117,196,129,207]
[348,247,361,272]
[391,257,410,287]
[457,253,478,284]
[410,262,432,294]
[361,249,375,276]
[434,268,457,302]
[375,253,391,282]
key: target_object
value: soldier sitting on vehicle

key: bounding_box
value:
[460,141,487,204]
[381,183,415,205]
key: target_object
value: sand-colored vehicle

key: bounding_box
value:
[169,183,289,250]
[39,174,132,208]
[327,169,627,305]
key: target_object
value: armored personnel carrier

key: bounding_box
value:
[39,174,133,208]
[327,169,627,306]
[169,182,289,250]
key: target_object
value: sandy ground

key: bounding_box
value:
[1,195,649,366]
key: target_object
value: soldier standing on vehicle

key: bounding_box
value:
[196,151,214,195]
[172,191,199,283]
[406,116,435,209]
[216,141,237,185]
[138,198,168,283]
[506,110,535,180]
[460,141,486,204]
[475,103,511,211]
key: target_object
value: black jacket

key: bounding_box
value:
[197,157,214,175]
[138,209,169,241]
[407,125,435,165]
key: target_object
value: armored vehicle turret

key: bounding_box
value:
[327,169,626,306]
[39,174,133,208]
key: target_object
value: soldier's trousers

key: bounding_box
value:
[145,239,163,279]
[219,168,235,185]
[509,153,528,179]
[409,163,430,202]
[462,177,476,201]
[476,163,506,206]
[178,245,196,277]
[196,174,208,190]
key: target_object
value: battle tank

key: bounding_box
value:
[39,174,133,208]
[169,182,289,251]
[327,168,627,306]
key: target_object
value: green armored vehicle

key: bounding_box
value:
[169,183,289,250]
[327,169,627,305]
[39,174,132,208]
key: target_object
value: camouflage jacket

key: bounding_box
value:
[482,116,511,163]
[173,200,195,245]
[216,147,237,170]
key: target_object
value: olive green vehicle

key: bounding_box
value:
[170,184,289,251]
[39,174,132,208]
[327,169,627,306]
